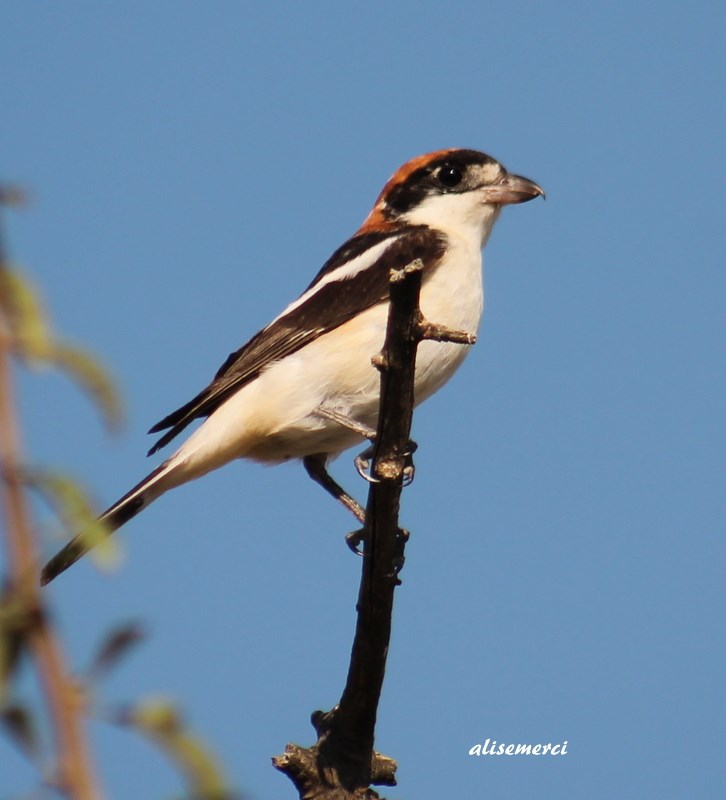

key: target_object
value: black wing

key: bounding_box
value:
[147,226,446,454]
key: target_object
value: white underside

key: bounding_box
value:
[155,231,486,494]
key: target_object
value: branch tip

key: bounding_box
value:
[388,258,424,284]
[417,319,477,345]
[370,352,388,372]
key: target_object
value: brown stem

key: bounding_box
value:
[0,208,103,799]
[331,264,423,752]
[275,259,454,798]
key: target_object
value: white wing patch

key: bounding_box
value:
[269,236,399,325]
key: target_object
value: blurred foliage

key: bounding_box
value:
[0,266,123,431]
[1,702,40,763]
[121,698,236,800]
[0,188,237,798]
[24,468,120,572]
[0,581,39,704]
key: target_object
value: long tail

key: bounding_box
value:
[40,461,175,585]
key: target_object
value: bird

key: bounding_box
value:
[40,148,543,585]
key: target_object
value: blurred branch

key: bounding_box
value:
[274,260,475,798]
[0,187,103,799]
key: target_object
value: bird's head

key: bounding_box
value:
[361,148,544,246]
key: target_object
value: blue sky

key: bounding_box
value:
[2,2,724,798]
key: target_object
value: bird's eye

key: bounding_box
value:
[437,164,464,188]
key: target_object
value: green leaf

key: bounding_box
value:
[24,469,121,572]
[0,267,123,431]
[47,340,123,431]
[125,698,234,800]
[0,267,54,361]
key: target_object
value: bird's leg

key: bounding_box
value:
[354,444,377,483]
[302,453,366,524]
[312,405,377,440]
[354,440,418,485]
[313,405,418,485]
[305,407,418,557]
[312,405,381,484]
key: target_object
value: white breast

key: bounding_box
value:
[171,231,487,470]
[414,232,484,403]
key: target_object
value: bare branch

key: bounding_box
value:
[417,319,477,346]
[274,259,475,798]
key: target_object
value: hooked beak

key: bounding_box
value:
[483,173,545,205]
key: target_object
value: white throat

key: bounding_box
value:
[401,192,502,250]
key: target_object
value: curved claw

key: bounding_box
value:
[402,464,415,486]
[345,529,365,555]
[354,454,380,483]
[402,445,416,486]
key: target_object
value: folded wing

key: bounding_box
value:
[147,225,446,454]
